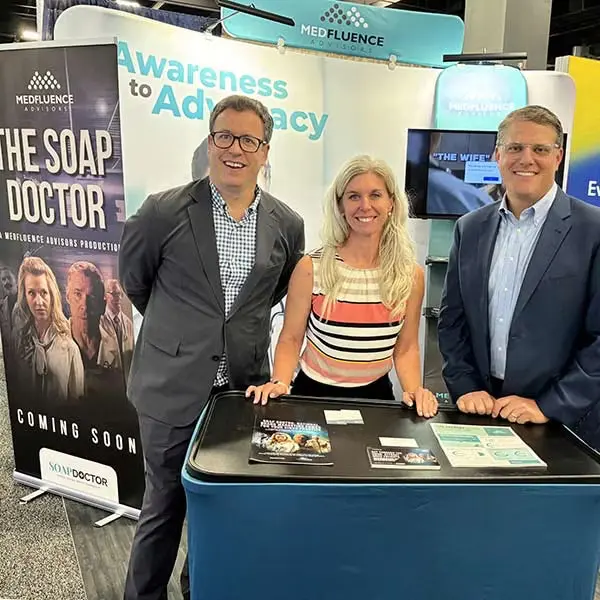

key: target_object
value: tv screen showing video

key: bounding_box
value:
[405,129,567,219]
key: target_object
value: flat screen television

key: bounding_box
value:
[404,128,567,219]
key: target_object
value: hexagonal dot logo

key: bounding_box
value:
[27,70,62,92]
[320,3,369,28]
[346,6,369,28]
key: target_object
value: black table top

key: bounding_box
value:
[186,391,600,484]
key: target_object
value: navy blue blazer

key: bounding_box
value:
[438,188,600,429]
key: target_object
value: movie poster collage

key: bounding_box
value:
[0,245,137,429]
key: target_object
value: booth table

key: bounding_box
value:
[182,392,600,600]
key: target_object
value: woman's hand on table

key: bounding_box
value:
[402,387,438,418]
[245,381,289,406]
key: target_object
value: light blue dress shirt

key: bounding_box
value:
[488,182,557,379]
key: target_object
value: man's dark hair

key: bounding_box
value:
[209,94,274,143]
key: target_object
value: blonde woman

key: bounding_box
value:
[246,155,438,418]
[12,257,84,404]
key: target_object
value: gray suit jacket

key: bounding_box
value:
[118,178,305,426]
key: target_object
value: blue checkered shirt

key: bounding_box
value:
[210,180,260,386]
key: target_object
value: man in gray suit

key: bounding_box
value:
[119,94,305,600]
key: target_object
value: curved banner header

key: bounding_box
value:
[222,0,464,67]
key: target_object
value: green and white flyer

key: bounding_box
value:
[430,424,547,468]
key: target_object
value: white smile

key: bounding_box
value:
[224,161,244,169]
[357,217,375,222]
[514,171,536,177]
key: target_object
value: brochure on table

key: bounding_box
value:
[430,424,547,468]
[249,417,333,465]
[367,447,441,470]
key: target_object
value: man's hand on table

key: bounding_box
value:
[492,396,549,425]
[457,391,495,416]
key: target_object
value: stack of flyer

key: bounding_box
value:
[430,423,547,468]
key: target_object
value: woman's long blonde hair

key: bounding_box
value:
[319,155,416,318]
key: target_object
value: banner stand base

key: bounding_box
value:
[14,471,140,522]
[20,487,48,505]
[94,512,125,528]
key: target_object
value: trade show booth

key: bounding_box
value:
[1,2,599,599]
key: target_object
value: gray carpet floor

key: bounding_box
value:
[0,359,86,599]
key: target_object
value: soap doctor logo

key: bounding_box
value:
[48,461,109,488]
[40,448,121,504]
[301,3,385,49]
[15,69,75,112]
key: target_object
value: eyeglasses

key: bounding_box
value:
[210,131,266,153]
[498,142,561,157]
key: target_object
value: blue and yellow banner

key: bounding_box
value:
[562,56,600,207]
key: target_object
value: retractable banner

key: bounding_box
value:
[0,41,144,515]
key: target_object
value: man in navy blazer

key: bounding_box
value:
[438,105,600,448]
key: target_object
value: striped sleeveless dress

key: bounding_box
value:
[298,249,405,388]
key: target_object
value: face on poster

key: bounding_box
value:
[0,42,144,509]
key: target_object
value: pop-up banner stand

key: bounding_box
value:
[0,38,144,519]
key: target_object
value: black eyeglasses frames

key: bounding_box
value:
[210,131,267,153]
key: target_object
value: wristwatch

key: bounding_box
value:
[270,379,291,395]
